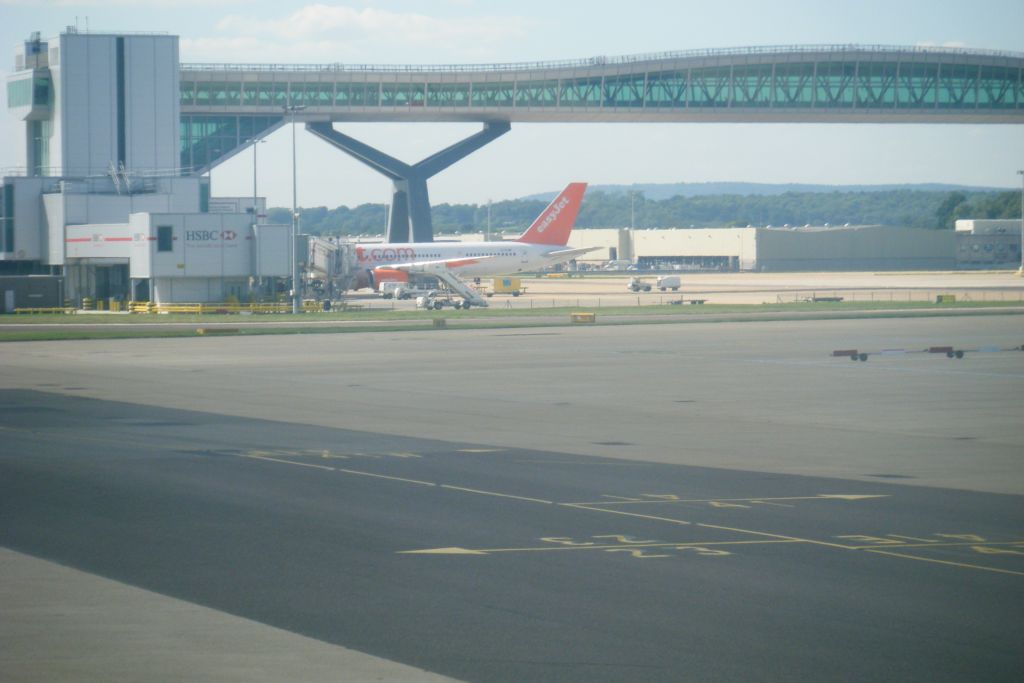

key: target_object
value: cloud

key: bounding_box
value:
[199,4,529,63]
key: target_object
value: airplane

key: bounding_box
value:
[351,182,594,290]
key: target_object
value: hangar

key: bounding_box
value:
[565,226,958,271]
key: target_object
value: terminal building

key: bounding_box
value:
[1,30,295,310]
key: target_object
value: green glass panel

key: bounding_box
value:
[6,78,32,108]
[298,82,333,106]
[515,79,558,107]
[334,82,350,105]
[381,83,424,107]
[773,63,814,107]
[195,82,241,106]
[732,65,772,107]
[896,63,936,108]
[471,82,513,107]
[32,76,51,106]
[349,83,379,106]
[646,71,687,108]
[689,67,730,107]
[604,75,645,107]
[815,62,856,107]
[180,80,195,106]
[559,77,602,106]
[427,83,470,107]
[937,63,978,108]
[978,66,1016,109]
[856,62,897,107]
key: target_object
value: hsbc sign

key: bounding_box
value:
[186,230,237,242]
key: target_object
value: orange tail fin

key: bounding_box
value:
[517,183,587,246]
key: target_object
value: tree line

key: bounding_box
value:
[267,189,1021,237]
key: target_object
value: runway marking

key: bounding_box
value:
[574,494,888,506]
[696,522,860,550]
[399,538,800,556]
[233,453,1021,576]
[440,485,553,504]
[457,448,504,453]
[240,454,337,471]
[561,503,692,526]
[336,468,436,487]
[863,548,1024,577]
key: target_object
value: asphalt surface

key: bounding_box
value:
[2,388,1022,682]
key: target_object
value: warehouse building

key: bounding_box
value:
[565,225,957,271]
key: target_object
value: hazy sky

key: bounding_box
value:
[2,0,1023,208]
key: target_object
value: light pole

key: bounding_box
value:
[284,104,306,313]
[251,137,265,228]
[1018,170,1023,276]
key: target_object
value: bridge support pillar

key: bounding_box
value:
[306,121,510,243]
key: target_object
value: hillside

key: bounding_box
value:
[269,186,1021,236]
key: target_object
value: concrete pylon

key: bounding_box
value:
[306,121,511,243]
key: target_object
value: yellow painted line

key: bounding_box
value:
[457,448,505,453]
[561,503,691,526]
[387,452,422,459]
[240,454,336,471]
[336,468,437,487]
[400,547,488,555]
[399,539,801,555]
[864,548,1024,577]
[570,494,889,506]
[696,522,859,550]
[440,485,552,504]
[855,540,1024,550]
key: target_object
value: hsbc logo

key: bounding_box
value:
[186,230,238,242]
[536,196,570,234]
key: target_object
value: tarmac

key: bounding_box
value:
[1,307,1022,681]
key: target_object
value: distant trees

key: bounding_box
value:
[275,189,1021,236]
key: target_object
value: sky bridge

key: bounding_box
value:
[177,44,1024,240]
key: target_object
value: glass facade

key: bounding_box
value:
[180,115,282,172]
[178,57,1021,169]
[2,183,13,253]
[29,120,50,175]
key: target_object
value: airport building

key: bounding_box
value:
[3,28,1022,309]
[954,219,1023,267]
[2,30,294,309]
[563,226,959,271]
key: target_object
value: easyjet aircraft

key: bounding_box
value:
[352,183,592,289]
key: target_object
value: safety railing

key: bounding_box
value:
[126,301,333,314]
[181,44,1024,75]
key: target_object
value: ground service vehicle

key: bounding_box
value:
[657,276,681,291]
[627,277,652,292]
[490,277,524,297]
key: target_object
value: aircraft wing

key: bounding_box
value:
[544,246,601,260]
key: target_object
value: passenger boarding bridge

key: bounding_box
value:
[180,44,1024,242]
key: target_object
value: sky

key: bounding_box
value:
[1,0,1023,209]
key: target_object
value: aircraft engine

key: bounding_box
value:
[354,267,410,290]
